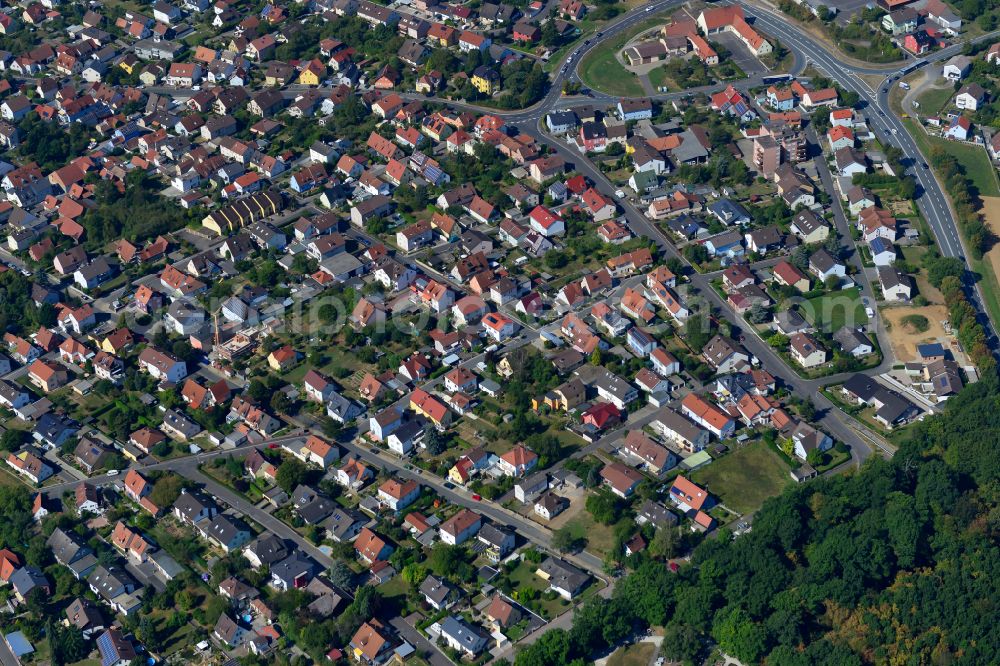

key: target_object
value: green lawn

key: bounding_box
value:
[905,118,1000,198]
[578,47,644,97]
[647,66,671,92]
[577,19,662,97]
[690,442,792,515]
[560,511,617,558]
[802,287,868,333]
[607,642,657,666]
[904,118,1000,328]
[914,86,955,115]
[504,560,572,619]
[0,466,27,489]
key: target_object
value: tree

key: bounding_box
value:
[661,622,704,665]
[401,562,427,586]
[270,390,292,414]
[349,584,382,620]
[0,485,33,549]
[148,476,184,508]
[648,526,678,560]
[276,458,309,493]
[790,246,811,273]
[924,255,965,288]
[746,304,771,324]
[51,621,88,664]
[684,244,709,264]
[328,560,356,590]
[544,251,568,269]
[712,607,767,663]
[0,428,28,452]
[424,430,450,456]
[428,543,473,581]
[552,526,582,553]
[516,628,572,666]
[684,313,714,352]
[589,348,603,366]
[585,491,622,525]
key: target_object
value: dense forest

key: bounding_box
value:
[515,373,1000,665]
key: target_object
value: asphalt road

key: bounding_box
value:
[70,0,993,566]
[746,2,998,344]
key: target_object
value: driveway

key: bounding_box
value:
[713,32,768,76]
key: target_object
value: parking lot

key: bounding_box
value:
[827,0,876,24]
[713,32,769,77]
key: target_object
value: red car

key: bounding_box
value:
[268,443,279,449]
[471,494,482,501]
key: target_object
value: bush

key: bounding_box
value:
[901,314,930,332]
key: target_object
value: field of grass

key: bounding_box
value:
[505,560,572,619]
[905,119,1000,198]
[802,287,868,332]
[904,118,1000,329]
[647,66,671,92]
[0,466,27,489]
[690,442,791,514]
[560,511,617,558]
[577,19,662,97]
[607,642,657,666]
[914,85,955,115]
[578,47,644,97]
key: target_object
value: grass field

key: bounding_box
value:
[905,119,1000,329]
[647,66,671,92]
[607,642,657,666]
[577,18,662,97]
[578,47,644,97]
[560,511,617,559]
[802,287,868,332]
[905,119,1000,198]
[505,560,571,619]
[691,442,791,514]
[915,85,955,115]
[0,466,27,489]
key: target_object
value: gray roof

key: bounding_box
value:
[205,514,250,545]
[833,326,871,353]
[791,209,827,235]
[87,565,137,601]
[809,248,841,273]
[419,574,455,605]
[537,557,589,595]
[877,266,912,290]
[47,527,91,565]
[440,615,487,653]
[323,507,366,541]
[773,309,810,334]
[10,567,47,597]
[708,198,750,223]
[477,523,513,548]
[637,499,678,527]
[547,110,577,127]
[671,128,709,163]
[162,408,201,438]
[173,490,217,521]
[245,533,288,566]
[271,551,318,586]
